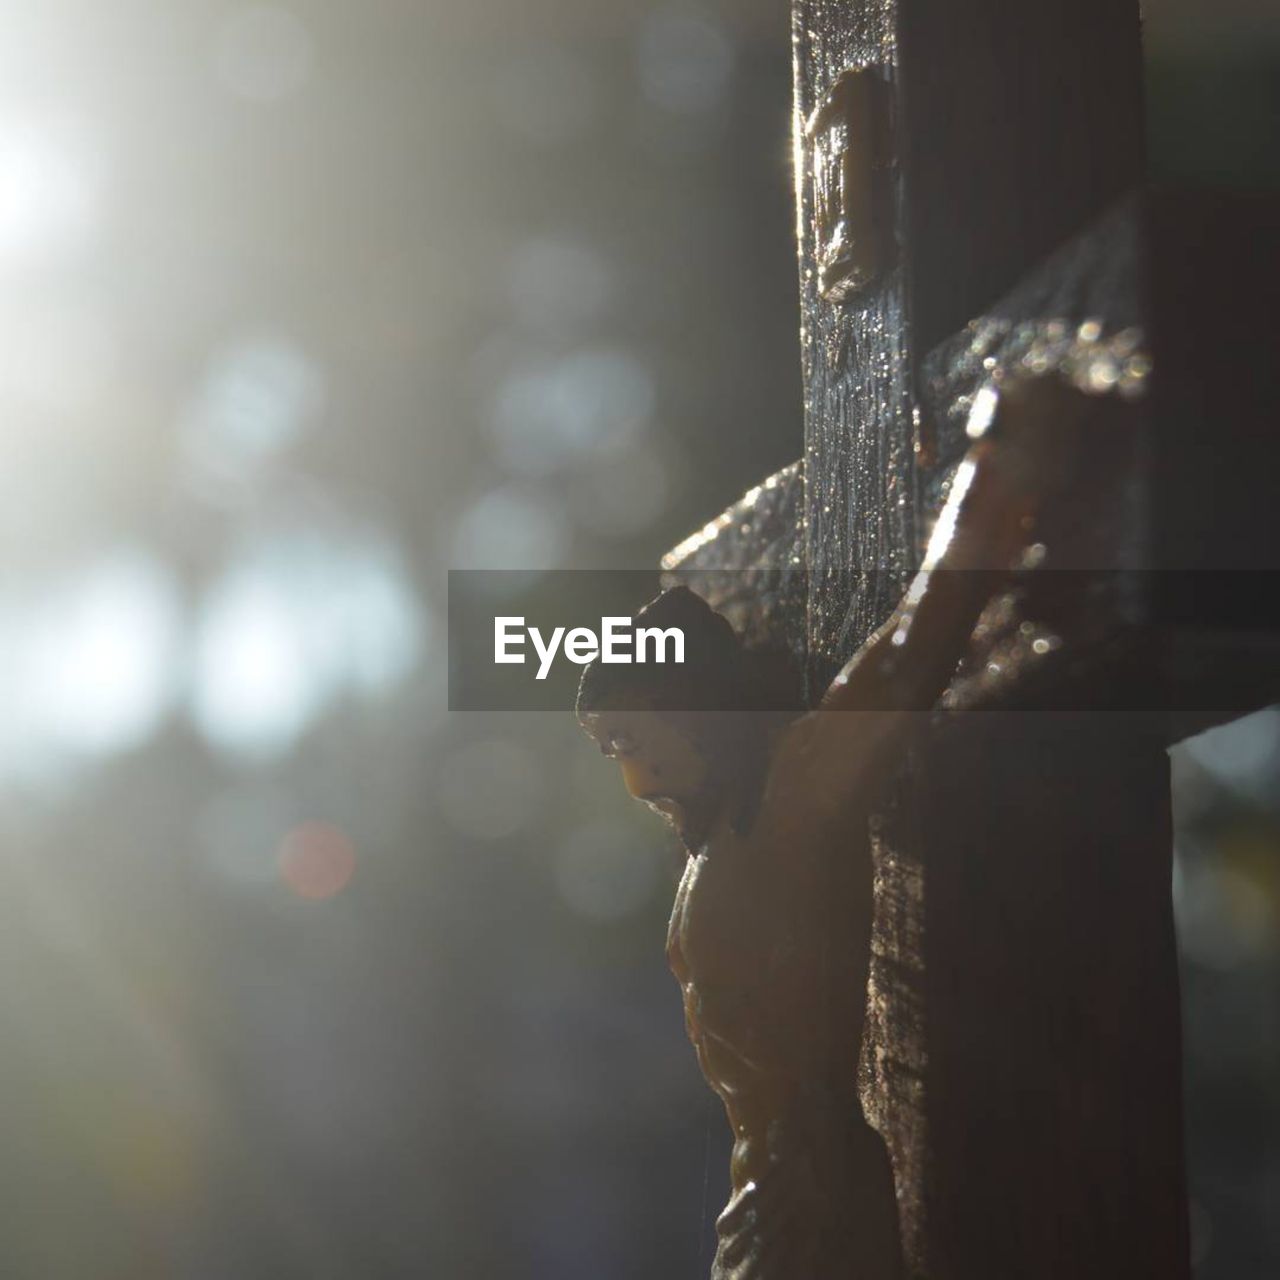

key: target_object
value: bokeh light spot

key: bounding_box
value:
[0,548,182,772]
[190,527,424,760]
[192,565,317,758]
[181,332,324,496]
[637,7,734,115]
[508,238,613,334]
[489,345,653,475]
[452,485,569,571]
[279,821,356,900]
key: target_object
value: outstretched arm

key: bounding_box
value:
[785,377,1103,817]
[821,377,1088,720]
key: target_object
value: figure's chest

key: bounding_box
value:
[667,840,791,991]
[665,813,868,995]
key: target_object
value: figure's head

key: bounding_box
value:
[578,702,716,847]
[576,587,794,852]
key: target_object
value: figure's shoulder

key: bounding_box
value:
[766,710,834,781]
[759,707,889,834]
[740,714,832,854]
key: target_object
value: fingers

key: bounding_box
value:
[966,371,1133,503]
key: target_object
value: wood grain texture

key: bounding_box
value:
[791,2,1188,1276]
[791,4,927,1266]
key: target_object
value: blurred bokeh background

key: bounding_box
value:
[0,2,1274,1276]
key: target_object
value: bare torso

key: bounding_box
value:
[665,712,877,1193]
[663,711,906,1278]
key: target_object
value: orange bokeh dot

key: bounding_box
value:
[278,822,357,901]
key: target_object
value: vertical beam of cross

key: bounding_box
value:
[791,3,1189,1275]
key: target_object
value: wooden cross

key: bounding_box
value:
[663,2,1280,1275]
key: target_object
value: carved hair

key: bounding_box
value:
[575,586,750,716]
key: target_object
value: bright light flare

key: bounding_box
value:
[192,570,318,759]
[190,529,425,760]
[0,120,102,268]
[0,549,182,772]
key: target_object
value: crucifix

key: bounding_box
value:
[579,2,1280,1276]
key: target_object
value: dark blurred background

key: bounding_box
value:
[0,2,1274,1277]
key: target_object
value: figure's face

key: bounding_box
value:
[581,706,712,844]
